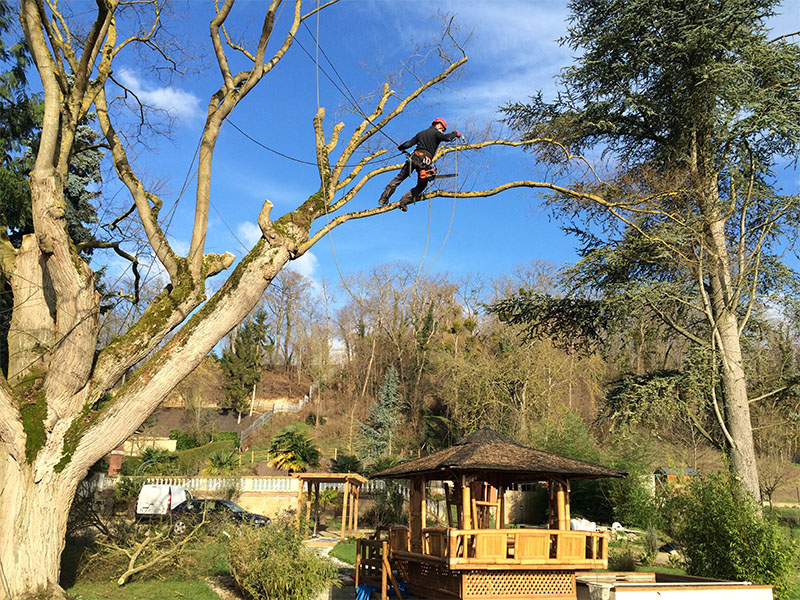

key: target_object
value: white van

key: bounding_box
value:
[136,484,190,516]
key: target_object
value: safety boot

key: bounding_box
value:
[398,191,417,212]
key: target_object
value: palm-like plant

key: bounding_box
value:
[207,450,238,474]
[268,424,320,472]
[331,453,363,474]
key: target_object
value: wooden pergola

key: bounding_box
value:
[356,429,626,600]
[295,472,366,539]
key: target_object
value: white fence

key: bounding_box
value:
[91,473,425,497]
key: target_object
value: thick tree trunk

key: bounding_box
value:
[715,307,761,501]
[0,451,77,599]
[706,215,761,502]
[7,236,57,382]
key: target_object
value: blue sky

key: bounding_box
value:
[96,0,800,294]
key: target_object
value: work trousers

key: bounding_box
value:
[379,152,434,205]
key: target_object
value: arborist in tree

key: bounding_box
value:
[379,118,462,211]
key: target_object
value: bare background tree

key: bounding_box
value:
[0,1,564,596]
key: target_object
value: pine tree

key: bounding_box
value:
[220,309,271,413]
[359,367,404,461]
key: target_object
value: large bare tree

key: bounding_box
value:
[0,1,569,596]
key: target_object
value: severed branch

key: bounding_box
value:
[110,515,206,586]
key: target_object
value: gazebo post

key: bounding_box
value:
[556,479,568,530]
[313,482,321,537]
[409,475,425,553]
[499,484,506,528]
[296,479,304,531]
[353,485,360,537]
[461,476,472,530]
[341,479,351,540]
[305,481,313,537]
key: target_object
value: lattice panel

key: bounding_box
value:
[404,560,461,597]
[463,570,575,599]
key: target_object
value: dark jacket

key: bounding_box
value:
[398,126,459,156]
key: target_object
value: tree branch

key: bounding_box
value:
[95,87,181,280]
[77,241,140,303]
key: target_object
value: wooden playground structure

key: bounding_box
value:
[356,429,625,599]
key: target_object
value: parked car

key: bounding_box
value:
[171,498,270,534]
[135,484,191,517]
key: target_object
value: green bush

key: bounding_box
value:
[212,431,239,446]
[608,548,636,571]
[170,428,212,451]
[331,453,363,474]
[177,440,236,474]
[673,472,797,599]
[364,480,406,529]
[119,456,142,476]
[114,476,144,502]
[227,517,337,600]
[305,413,327,427]
[605,459,659,529]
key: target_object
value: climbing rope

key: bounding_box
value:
[422,138,461,276]
[416,137,462,281]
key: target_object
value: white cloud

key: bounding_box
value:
[237,221,262,248]
[288,251,319,281]
[167,235,190,256]
[116,68,202,122]
[369,1,572,121]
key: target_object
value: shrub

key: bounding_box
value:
[177,440,236,474]
[114,476,144,502]
[605,458,659,529]
[331,453,363,474]
[305,413,327,427]
[227,517,337,600]
[364,480,406,529]
[608,548,636,571]
[640,523,658,566]
[207,450,238,474]
[170,428,212,451]
[673,472,797,598]
[212,430,240,446]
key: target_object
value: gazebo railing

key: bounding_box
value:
[388,525,608,569]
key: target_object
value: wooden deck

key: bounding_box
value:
[356,526,609,599]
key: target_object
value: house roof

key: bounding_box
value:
[371,428,626,483]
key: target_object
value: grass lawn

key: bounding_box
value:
[64,534,231,600]
[330,539,357,565]
[67,579,221,599]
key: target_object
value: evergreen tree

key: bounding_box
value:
[220,309,271,413]
[0,4,103,376]
[359,367,404,461]
[502,0,800,500]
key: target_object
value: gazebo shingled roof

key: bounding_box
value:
[371,428,625,482]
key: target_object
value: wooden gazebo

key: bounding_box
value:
[295,472,366,539]
[356,429,625,600]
